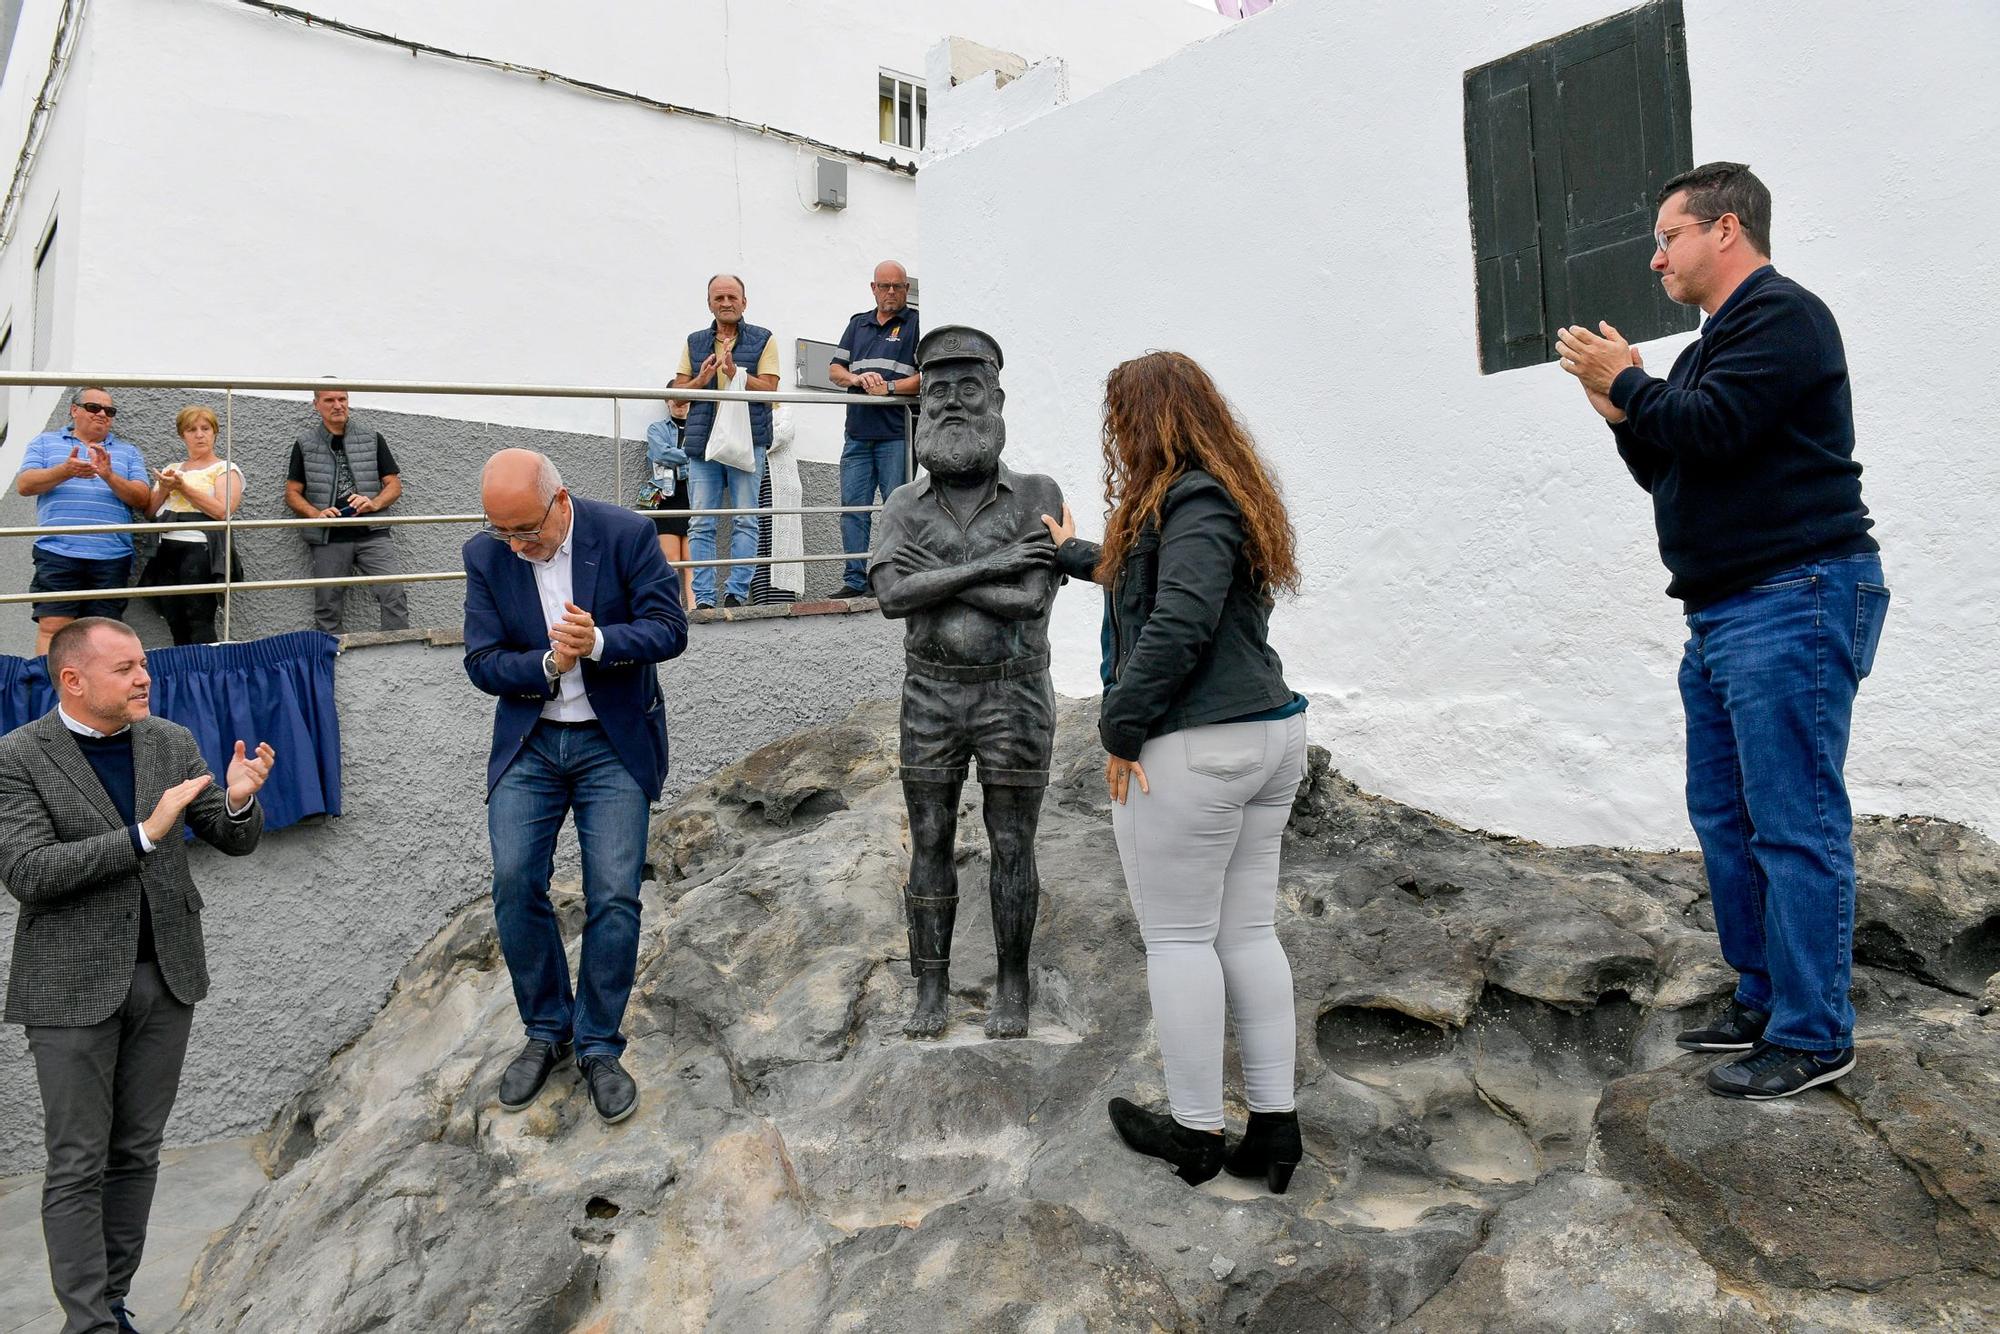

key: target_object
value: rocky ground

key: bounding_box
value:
[175,698,2000,1331]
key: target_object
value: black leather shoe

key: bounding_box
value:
[497,1038,571,1111]
[1707,1043,1854,1100]
[837,583,869,599]
[579,1054,639,1123]
[1223,1109,1303,1194]
[1108,1097,1227,1185]
[723,594,746,609]
[110,1302,141,1334]
[1676,999,1769,1051]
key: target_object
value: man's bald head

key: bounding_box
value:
[871,260,910,316]
[480,449,570,560]
[482,449,562,504]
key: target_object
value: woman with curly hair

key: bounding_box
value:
[1044,350,1307,1192]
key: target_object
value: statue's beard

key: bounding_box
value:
[917,419,1005,480]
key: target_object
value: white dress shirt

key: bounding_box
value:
[520,509,606,722]
[57,706,252,851]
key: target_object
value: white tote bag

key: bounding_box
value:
[706,369,758,473]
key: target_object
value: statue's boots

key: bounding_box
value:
[904,886,958,978]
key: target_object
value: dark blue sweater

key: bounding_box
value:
[1608,265,1876,609]
[73,730,155,964]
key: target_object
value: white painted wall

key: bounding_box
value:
[917,0,2000,848]
[0,0,94,465]
[0,0,1221,474]
[273,0,1225,157]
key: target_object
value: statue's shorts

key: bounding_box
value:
[899,651,1054,788]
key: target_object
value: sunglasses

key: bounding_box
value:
[73,402,117,418]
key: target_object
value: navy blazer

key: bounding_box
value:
[462,497,688,801]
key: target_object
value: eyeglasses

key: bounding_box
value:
[1653,218,1718,252]
[478,492,559,542]
[73,402,117,417]
[872,282,909,291]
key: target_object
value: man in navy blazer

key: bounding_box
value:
[463,449,687,1123]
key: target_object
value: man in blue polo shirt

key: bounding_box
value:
[13,387,152,654]
[828,260,920,597]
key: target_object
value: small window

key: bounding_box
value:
[1463,1,1697,373]
[879,71,926,152]
[32,215,57,371]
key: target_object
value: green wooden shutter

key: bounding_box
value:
[1466,55,1548,373]
[1536,0,1696,350]
[1466,1,1695,373]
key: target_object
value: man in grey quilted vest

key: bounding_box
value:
[0,617,274,1334]
[283,387,410,633]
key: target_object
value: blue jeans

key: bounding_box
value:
[840,437,907,589]
[687,447,765,605]
[488,720,650,1059]
[1679,552,1889,1052]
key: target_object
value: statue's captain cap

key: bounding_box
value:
[915,325,1004,374]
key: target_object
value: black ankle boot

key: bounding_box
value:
[1108,1097,1227,1185]
[1223,1109,1302,1194]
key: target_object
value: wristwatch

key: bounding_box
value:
[541,650,561,692]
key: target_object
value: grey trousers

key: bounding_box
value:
[1111,715,1307,1130]
[25,962,194,1334]
[308,533,410,633]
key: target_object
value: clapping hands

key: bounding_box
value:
[1556,322,1645,422]
[549,601,596,673]
[225,741,277,809]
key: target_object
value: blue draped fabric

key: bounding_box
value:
[0,630,342,832]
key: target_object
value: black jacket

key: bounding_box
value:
[1059,470,1292,760]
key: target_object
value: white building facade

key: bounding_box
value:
[918,0,2000,850]
[0,0,1224,471]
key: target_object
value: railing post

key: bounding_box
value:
[612,397,623,503]
[222,388,235,643]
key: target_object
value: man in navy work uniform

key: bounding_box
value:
[462,449,687,1124]
[13,388,152,655]
[829,260,921,597]
[1559,162,1889,1100]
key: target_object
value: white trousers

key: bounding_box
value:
[1111,714,1308,1130]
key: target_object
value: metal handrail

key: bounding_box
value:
[0,505,884,539]
[0,553,875,606]
[2,369,913,639]
[0,369,915,405]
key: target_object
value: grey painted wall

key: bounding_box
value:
[0,607,903,1173]
[0,388,860,657]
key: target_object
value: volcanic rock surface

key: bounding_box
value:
[176,698,2000,1331]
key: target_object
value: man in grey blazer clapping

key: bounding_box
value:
[0,617,274,1334]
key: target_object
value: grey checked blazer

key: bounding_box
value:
[0,709,263,1027]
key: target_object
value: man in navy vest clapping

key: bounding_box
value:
[671,275,779,610]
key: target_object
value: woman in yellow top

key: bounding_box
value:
[141,405,245,644]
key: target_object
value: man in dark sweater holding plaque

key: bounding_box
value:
[0,618,274,1333]
[1558,162,1889,1100]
